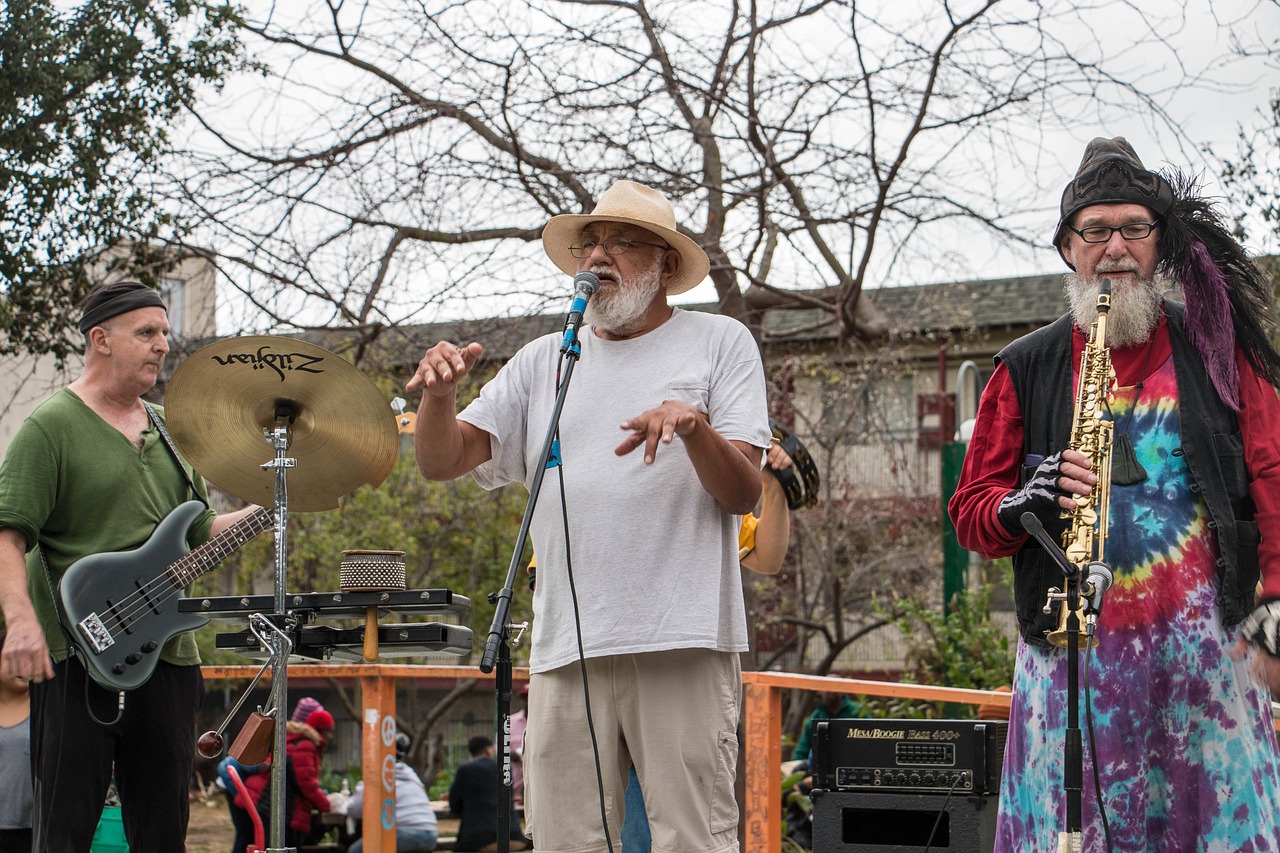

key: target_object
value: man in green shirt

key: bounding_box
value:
[0,280,257,851]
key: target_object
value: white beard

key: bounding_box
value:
[1064,268,1170,349]
[585,255,665,336]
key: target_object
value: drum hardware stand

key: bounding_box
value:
[481,322,589,853]
[1021,513,1110,853]
[167,337,406,851]
[252,407,297,852]
[197,408,302,850]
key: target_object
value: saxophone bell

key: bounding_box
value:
[1047,600,1099,649]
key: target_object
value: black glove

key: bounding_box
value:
[1240,599,1280,658]
[996,451,1071,536]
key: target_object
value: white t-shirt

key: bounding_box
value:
[459,308,771,673]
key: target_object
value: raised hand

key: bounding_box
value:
[407,341,484,397]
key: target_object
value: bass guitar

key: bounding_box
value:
[58,501,273,691]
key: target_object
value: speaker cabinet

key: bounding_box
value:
[811,789,997,853]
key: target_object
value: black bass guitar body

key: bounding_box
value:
[58,501,272,691]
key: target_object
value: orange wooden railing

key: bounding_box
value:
[203,664,500,853]
[202,664,1012,853]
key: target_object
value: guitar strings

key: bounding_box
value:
[97,513,268,640]
[92,508,273,646]
[99,508,272,634]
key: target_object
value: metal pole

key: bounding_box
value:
[941,441,968,617]
[265,414,297,852]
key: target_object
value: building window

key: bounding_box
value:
[916,392,956,449]
[159,276,185,338]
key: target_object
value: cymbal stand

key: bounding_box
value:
[262,406,299,852]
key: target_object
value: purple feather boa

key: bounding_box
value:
[1182,240,1240,410]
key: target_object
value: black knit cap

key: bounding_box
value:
[1054,136,1175,268]
[78,280,167,334]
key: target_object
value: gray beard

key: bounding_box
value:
[585,256,664,336]
[1063,272,1170,349]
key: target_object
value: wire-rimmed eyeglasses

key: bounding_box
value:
[1066,222,1158,243]
[567,239,672,259]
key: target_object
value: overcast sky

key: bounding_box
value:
[787,0,1280,297]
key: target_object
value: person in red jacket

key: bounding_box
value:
[239,708,334,847]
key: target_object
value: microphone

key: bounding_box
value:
[560,271,600,352]
[1083,561,1113,615]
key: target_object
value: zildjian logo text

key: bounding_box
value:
[210,345,325,381]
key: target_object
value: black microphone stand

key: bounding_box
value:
[479,326,588,853]
[1021,512,1092,853]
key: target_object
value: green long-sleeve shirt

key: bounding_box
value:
[0,389,215,664]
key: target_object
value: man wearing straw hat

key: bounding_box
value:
[0,280,259,851]
[410,180,771,853]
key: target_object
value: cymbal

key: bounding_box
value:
[165,336,398,512]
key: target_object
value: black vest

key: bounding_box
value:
[997,302,1259,648]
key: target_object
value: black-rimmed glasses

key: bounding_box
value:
[1067,222,1158,243]
[567,238,672,259]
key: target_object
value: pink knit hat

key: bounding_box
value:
[291,697,324,723]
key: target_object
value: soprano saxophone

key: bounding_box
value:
[1045,280,1115,648]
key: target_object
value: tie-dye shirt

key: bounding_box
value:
[952,314,1280,851]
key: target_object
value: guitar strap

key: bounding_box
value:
[143,402,208,507]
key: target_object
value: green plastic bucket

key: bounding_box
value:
[91,806,129,853]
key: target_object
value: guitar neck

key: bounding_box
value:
[166,507,274,588]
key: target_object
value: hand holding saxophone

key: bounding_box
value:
[996,449,1099,535]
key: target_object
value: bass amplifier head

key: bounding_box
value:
[813,718,1007,796]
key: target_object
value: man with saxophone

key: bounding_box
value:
[949,137,1280,851]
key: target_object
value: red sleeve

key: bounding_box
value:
[1237,352,1280,600]
[947,363,1032,558]
[238,770,269,810]
[291,742,331,813]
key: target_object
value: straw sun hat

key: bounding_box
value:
[541,180,710,296]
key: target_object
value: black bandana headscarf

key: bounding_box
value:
[78,280,167,334]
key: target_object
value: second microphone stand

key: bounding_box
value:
[1021,512,1110,853]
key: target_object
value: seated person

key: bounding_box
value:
[793,691,862,762]
[448,736,529,852]
[348,733,438,852]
